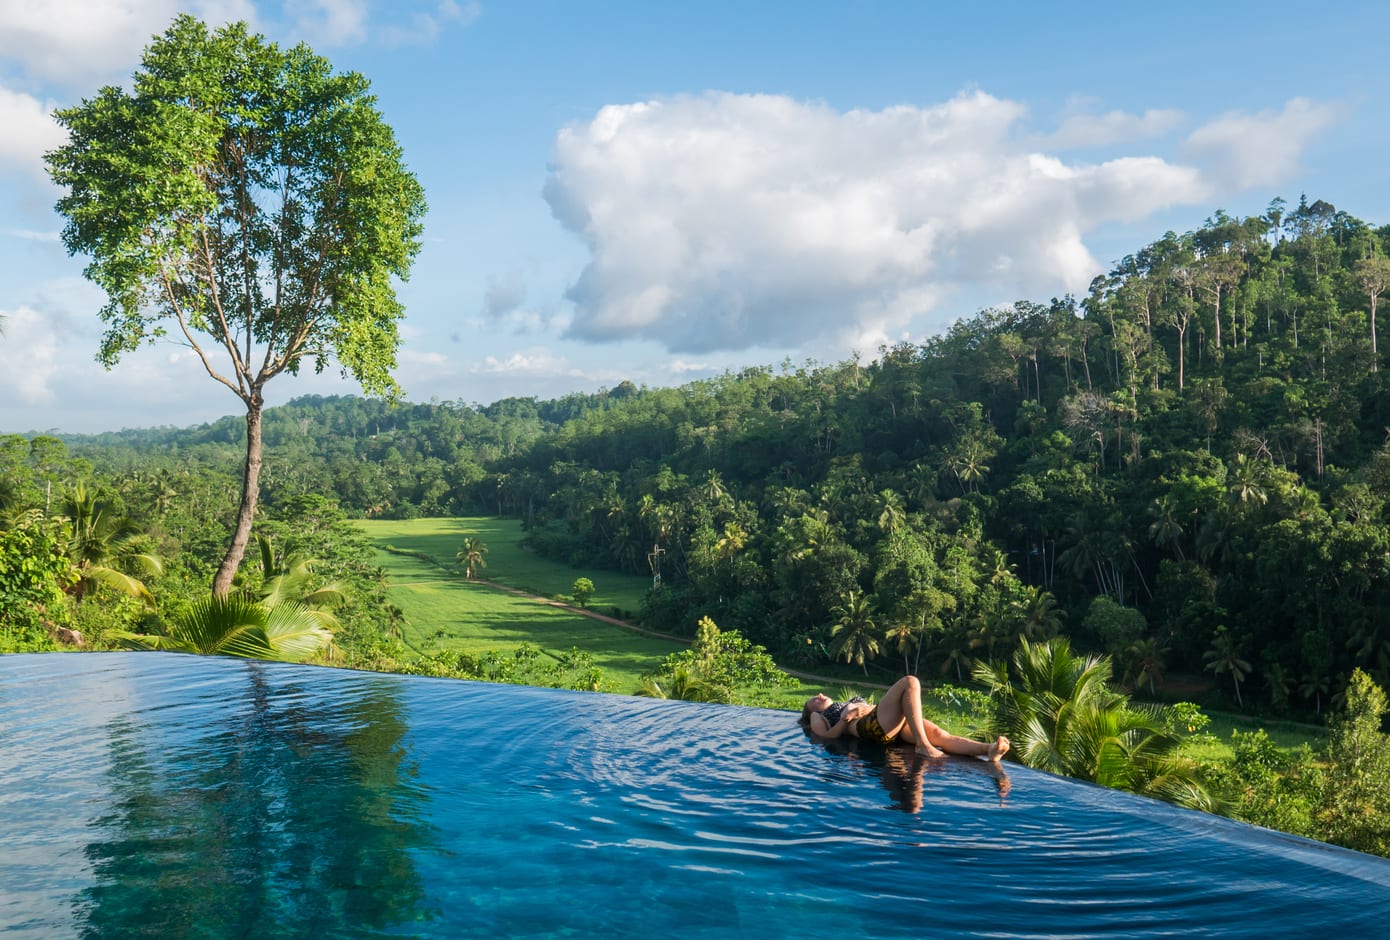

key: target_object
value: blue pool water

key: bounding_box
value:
[2,653,1389,937]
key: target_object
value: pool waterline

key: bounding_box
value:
[2,652,1387,937]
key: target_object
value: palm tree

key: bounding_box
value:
[118,594,333,662]
[1147,494,1186,560]
[974,637,1212,810]
[830,590,880,675]
[1013,585,1062,640]
[246,533,346,630]
[1301,669,1331,716]
[883,619,920,674]
[456,536,489,580]
[876,489,905,536]
[700,469,729,507]
[1227,454,1267,507]
[635,666,727,703]
[58,482,161,605]
[1127,636,1168,696]
[1204,625,1251,707]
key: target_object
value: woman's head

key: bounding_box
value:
[799,692,833,724]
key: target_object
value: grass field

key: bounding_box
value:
[357,518,1328,752]
[358,517,685,692]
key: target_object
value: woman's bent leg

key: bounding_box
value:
[872,676,943,758]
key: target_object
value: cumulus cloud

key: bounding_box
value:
[472,347,577,376]
[0,306,59,404]
[0,85,66,180]
[545,90,1224,355]
[1184,97,1344,190]
[0,0,255,88]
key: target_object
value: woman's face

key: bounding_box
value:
[804,693,832,713]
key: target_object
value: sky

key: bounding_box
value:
[0,0,1387,435]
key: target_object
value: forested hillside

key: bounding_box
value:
[480,196,1390,719]
[21,195,1389,722]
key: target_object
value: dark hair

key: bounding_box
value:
[799,698,825,725]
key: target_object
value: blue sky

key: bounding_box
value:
[1,0,1386,434]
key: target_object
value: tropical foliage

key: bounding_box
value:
[118,594,335,662]
[974,637,1213,810]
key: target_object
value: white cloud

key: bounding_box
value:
[0,306,59,404]
[669,359,713,374]
[379,1,481,47]
[399,348,448,367]
[0,0,256,88]
[286,0,369,46]
[0,85,65,180]
[1184,98,1344,190]
[546,90,1221,355]
[473,347,576,376]
[1044,107,1185,149]
[284,0,477,48]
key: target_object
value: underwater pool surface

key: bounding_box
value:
[3,653,1389,937]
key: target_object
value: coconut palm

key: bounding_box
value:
[58,482,161,605]
[1127,636,1169,696]
[118,594,333,662]
[830,590,880,675]
[974,636,1212,810]
[883,618,920,674]
[246,533,346,630]
[635,666,727,703]
[1204,625,1251,707]
[876,489,905,535]
[456,536,488,580]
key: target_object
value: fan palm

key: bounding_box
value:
[117,594,333,662]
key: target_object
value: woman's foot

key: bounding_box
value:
[986,736,1010,763]
[915,742,945,758]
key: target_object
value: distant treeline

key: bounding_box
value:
[48,194,1390,718]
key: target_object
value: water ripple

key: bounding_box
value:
[3,653,1390,938]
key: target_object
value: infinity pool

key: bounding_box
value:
[3,652,1388,937]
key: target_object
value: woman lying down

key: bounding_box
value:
[800,674,1009,762]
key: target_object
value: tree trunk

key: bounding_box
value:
[213,394,265,596]
[1371,292,1379,372]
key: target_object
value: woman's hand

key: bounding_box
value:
[842,702,871,724]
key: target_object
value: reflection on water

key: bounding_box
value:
[74,667,437,937]
[4,653,1390,938]
[812,732,1011,811]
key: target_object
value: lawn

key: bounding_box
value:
[358,517,684,692]
[360,516,652,614]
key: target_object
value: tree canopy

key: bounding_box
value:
[46,14,426,595]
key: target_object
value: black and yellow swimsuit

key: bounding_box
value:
[851,707,902,744]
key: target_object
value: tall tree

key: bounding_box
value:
[47,16,427,596]
[1354,254,1390,372]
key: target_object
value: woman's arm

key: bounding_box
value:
[809,711,848,738]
